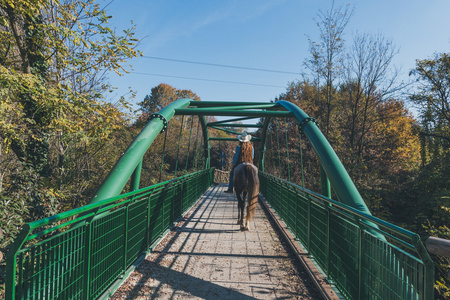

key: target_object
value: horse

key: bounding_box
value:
[233,162,259,231]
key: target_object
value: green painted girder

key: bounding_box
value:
[190,101,277,107]
[207,117,260,126]
[185,103,277,111]
[207,123,263,128]
[175,109,293,117]
[209,126,261,140]
[209,137,242,141]
[209,125,242,136]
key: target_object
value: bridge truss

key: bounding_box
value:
[6,99,434,300]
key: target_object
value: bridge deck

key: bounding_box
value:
[110,184,321,299]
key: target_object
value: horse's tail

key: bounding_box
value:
[245,164,260,222]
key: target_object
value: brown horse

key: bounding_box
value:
[233,162,259,231]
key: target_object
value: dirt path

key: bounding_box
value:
[110,184,322,299]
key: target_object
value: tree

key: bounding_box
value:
[410,53,450,165]
[0,1,140,288]
[304,1,352,137]
[138,83,200,116]
[136,83,201,129]
[409,55,450,297]
[0,0,140,175]
[341,33,403,160]
[139,83,178,115]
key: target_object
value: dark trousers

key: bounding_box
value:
[228,170,234,190]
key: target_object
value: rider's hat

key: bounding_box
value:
[237,132,252,142]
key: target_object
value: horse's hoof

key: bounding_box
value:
[240,224,249,231]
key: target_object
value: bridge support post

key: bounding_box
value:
[320,165,331,198]
[198,115,211,170]
[258,117,272,172]
[204,143,211,169]
[130,159,142,192]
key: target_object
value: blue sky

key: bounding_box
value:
[106,0,450,114]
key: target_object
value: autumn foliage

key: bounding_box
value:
[0,0,448,298]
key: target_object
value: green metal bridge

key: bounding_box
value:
[5,99,434,299]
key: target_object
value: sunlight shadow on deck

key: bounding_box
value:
[128,262,259,300]
[111,184,318,299]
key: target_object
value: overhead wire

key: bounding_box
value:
[141,55,301,75]
[131,71,286,88]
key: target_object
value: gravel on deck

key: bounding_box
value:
[110,184,322,300]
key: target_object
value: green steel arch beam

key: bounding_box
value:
[90,98,210,204]
[258,100,383,239]
[274,101,371,215]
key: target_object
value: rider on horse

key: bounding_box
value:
[231,132,259,231]
[224,132,254,193]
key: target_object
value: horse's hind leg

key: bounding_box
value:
[239,196,245,228]
[237,201,241,225]
[241,191,248,231]
[245,192,257,231]
[236,192,243,226]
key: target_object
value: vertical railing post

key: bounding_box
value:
[5,224,30,300]
[326,204,331,278]
[146,192,153,252]
[17,252,24,299]
[83,221,93,300]
[123,202,130,274]
[307,195,311,252]
[411,235,435,300]
[295,192,299,239]
[358,226,363,300]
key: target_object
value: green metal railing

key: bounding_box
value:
[5,168,214,300]
[259,171,434,300]
[5,99,436,300]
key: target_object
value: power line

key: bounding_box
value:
[131,71,286,88]
[141,56,301,75]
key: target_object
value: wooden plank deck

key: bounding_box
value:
[110,184,323,299]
